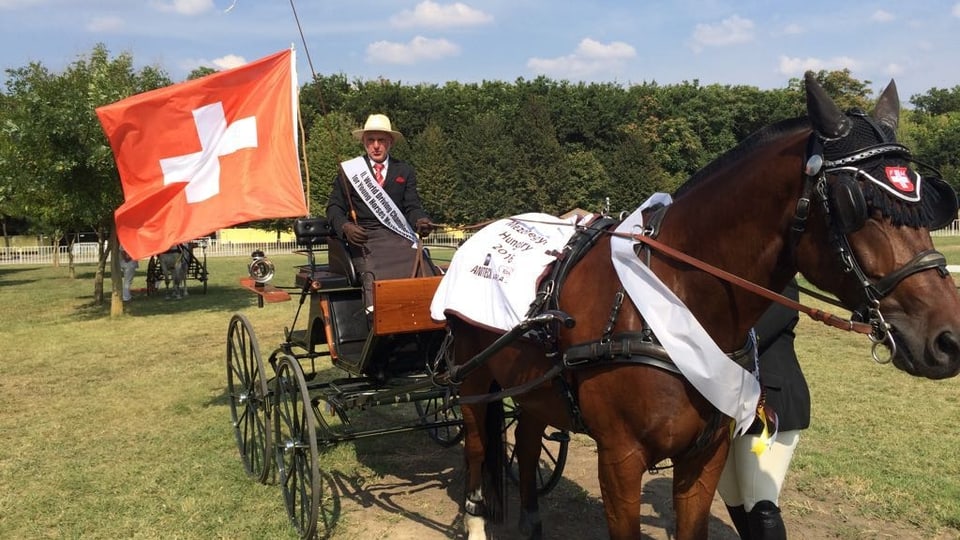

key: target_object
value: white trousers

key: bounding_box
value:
[717,429,800,511]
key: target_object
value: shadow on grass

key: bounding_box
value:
[71,284,273,320]
[641,475,740,539]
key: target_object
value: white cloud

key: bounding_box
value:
[366,36,460,65]
[86,16,123,32]
[777,55,859,76]
[390,1,493,29]
[781,23,804,36]
[689,15,754,53]
[151,0,215,16]
[211,54,246,70]
[953,3,960,17]
[870,10,895,22]
[527,38,636,79]
[182,54,246,73]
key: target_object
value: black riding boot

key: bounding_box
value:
[747,500,787,540]
[725,504,751,539]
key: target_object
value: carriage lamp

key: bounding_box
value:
[248,250,275,284]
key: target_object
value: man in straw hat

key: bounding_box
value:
[326,113,437,314]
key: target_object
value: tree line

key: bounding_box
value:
[2,44,959,303]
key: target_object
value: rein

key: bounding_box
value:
[623,231,875,335]
[500,215,878,337]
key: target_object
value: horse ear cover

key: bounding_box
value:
[830,176,868,233]
[925,176,959,231]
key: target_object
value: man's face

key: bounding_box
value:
[363,131,393,162]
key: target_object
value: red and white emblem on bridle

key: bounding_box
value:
[885,166,914,192]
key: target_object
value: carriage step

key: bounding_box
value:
[545,431,570,443]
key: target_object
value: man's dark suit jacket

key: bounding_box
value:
[326,156,428,239]
[755,281,811,432]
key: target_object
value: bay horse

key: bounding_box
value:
[441,72,960,539]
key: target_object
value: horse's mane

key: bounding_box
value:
[673,117,809,199]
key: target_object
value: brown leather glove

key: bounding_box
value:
[342,222,368,245]
[415,217,434,238]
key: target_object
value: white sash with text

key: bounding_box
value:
[340,156,418,246]
[610,193,761,435]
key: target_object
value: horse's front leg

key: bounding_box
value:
[596,445,647,539]
[460,402,489,540]
[672,432,729,540]
[514,414,547,539]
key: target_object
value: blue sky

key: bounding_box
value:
[2,0,959,102]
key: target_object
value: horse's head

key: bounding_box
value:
[798,72,960,379]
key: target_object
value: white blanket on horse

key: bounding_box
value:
[430,213,582,331]
[611,193,761,434]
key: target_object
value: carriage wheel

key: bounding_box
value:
[503,400,569,495]
[226,313,272,483]
[273,354,321,540]
[414,394,464,447]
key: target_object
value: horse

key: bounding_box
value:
[439,72,960,540]
[158,244,189,299]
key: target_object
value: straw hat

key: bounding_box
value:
[352,114,404,142]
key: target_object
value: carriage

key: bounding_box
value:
[225,217,571,539]
[145,239,209,296]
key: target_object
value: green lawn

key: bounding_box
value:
[0,242,957,538]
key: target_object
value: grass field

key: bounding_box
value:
[0,243,958,539]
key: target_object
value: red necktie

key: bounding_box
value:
[374,163,385,186]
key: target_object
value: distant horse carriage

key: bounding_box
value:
[228,73,960,540]
[146,240,209,298]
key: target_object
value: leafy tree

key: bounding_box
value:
[0,44,170,313]
[910,86,960,115]
[186,66,216,81]
[787,69,873,111]
[449,111,518,222]
[902,111,960,191]
[564,148,613,213]
[299,72,353,136]
[603,124,671,213]
[303,111,358,217]
[510,93,569,215]
[409,121,456,224]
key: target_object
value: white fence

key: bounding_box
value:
[0,231,468,266]
[2,223,958,266]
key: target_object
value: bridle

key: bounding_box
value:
[793,114,955,363]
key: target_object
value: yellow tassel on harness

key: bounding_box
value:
[751,404,779,455]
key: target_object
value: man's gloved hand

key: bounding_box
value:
[415,218,434,238]
[342,223,368,245]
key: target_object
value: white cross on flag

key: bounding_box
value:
[96,48,307,259]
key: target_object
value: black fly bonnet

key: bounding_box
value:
[823,109,957,234]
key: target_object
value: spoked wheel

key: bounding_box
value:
[273,353,321,540]
[414,393,464,447]
[226,313,272,483]
[503,400,570,495]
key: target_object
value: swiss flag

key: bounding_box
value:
[97,48,307,259]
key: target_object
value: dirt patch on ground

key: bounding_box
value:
[315,432,954,540]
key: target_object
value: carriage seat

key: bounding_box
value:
[294,217,360,288]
